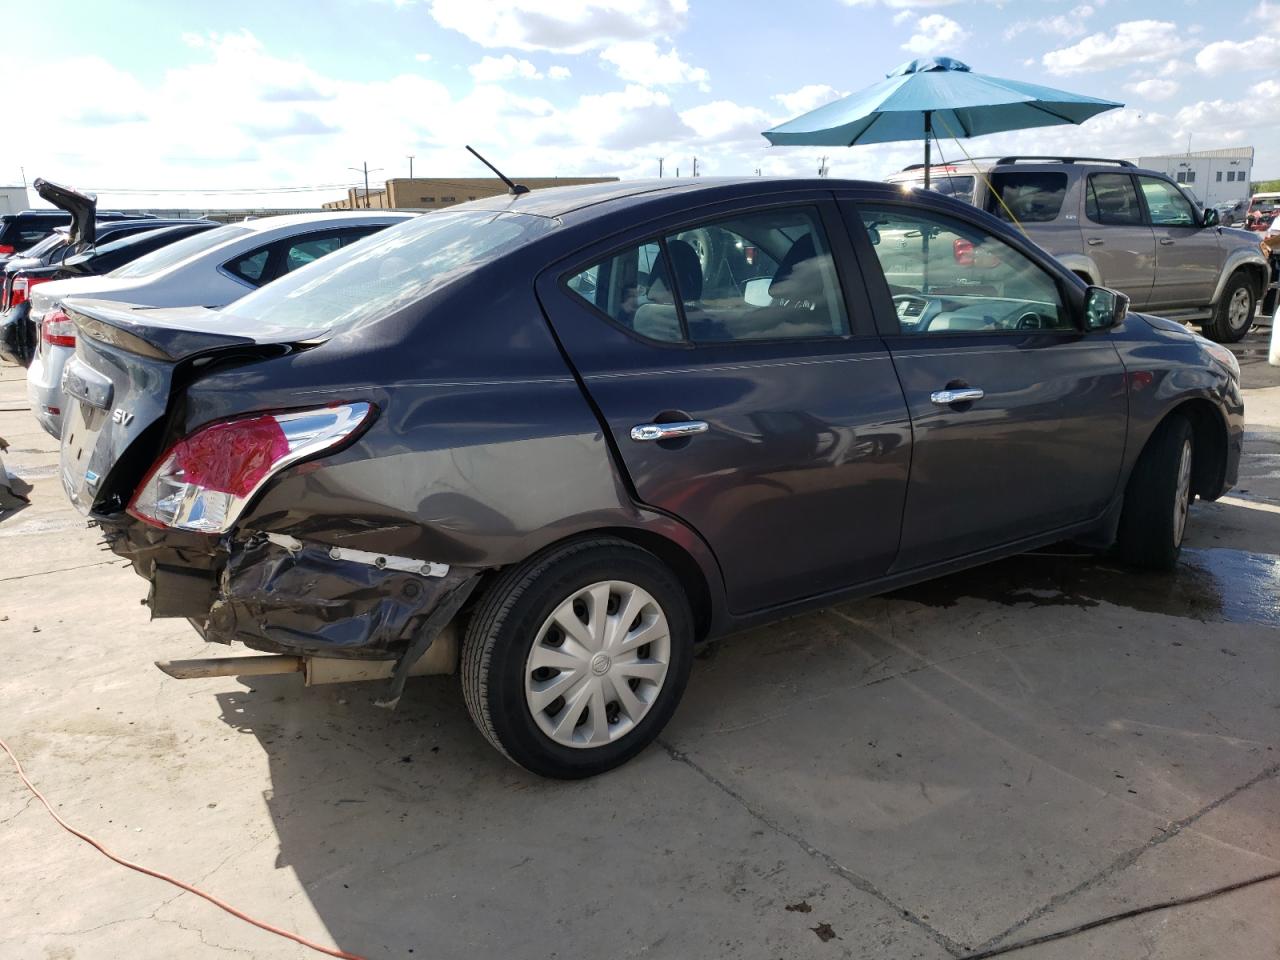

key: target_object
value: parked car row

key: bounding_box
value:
[886,156,1268,342]
[51,176,1241,778]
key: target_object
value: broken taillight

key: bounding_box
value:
[127,403,374,533]
[10,275,51,308]
[41,309,76,348]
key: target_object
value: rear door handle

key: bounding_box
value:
[630,420,708,442]
[1159,238,1176,245]
[930,388,984,405]
[1086,237,1104,246]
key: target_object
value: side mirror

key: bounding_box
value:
[1202,207,1220,228]
[866,225,881,246]
[743,276,773,307]
[1084,285,1129,331]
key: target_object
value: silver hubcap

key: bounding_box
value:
[1173,438,1193,547]
[1227,287,1251,330]
[524,580,671,749]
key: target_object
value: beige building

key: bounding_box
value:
[323,176,617,210]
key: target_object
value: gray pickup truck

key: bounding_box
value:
[886,156,1268,342]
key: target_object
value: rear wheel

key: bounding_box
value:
[461,538,693,779]
[1116,415,1194,571]
[1202,272,1256,343]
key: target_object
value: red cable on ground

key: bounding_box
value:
[0,735,368,960]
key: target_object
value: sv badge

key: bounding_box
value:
[111,408,134,426]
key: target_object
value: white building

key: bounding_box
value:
[1131,146,1253,207]
[0,186,29,216]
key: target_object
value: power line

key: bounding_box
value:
[73,182,367,195]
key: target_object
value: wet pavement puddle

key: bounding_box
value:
[891,546,1280,627]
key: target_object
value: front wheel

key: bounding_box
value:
[461,538,694,779]
[1116,415,1194,571]
[1202,272,1256,343]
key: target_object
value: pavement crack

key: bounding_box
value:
[0,559,115,583]
[957,871,1280,959]
[658,738,968,958]
[972,760,1280,953]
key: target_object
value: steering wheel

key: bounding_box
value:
[1016,311,1047,331]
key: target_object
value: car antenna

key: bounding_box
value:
[466,145,529,196]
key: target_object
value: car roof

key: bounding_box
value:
[457,177,877,221]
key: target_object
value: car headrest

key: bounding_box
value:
[649,238,703,301]
[769,234,817,297]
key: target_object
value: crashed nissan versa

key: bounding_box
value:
[59,178,1243,779]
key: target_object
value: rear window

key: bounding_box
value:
[224,211,554,333]
[986,172,1068,223]
[109,224,252,279]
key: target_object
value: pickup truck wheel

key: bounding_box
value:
[460,538,693,779]
[1202,272,1256,343]
[1116,415,1194,571]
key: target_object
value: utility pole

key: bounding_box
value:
[692,157,699,177]
[754,168,762,176]
[657,157,664,178]
[347,162,383,208]
[407,155,415,178]
[818,156,829,178]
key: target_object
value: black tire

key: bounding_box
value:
[461,537,694,779]
[1202,271,1256,343]
[1116,415,1194,571]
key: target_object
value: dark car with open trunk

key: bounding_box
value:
[57,178,1243,778]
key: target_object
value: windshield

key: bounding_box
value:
[225,210,555,333]
[110,224,251,279]
[1251,197,1280,212]
[70,224,204,263]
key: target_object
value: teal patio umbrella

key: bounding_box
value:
[762,57,1123,187]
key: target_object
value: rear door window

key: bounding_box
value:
[225,247,271,285]
[985,172,1068,223]
[284,235,342,273]
[565,242,676,341]
[1085,174,1144,226]
[664,207,847,341]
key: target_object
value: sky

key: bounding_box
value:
[6,0,1279,209]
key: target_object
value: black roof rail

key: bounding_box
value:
[995,155,1135,167]
[899,157,1002,172]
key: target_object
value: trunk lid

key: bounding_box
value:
[33,178,97,249]
[58,298,323,514]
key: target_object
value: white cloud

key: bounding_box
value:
[547,65,572,80]
[1127,77,1179,101]
[414,53,433,63]
[901,14,969,55]
[842,0,964,6]
[599,41,709,90]
[1004,4,1095,41]
[469,54,542,82]
[428,0,688,53]
[679,100,771,139]
[1195,35,1277,75]
[773,84,844,116]
[1043,20,1188,74]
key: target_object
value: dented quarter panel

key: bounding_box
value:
[207,538,479,659]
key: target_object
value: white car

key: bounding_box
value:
[27,211,413,436]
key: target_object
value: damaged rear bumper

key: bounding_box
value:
[97,517,481,694]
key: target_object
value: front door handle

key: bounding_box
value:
[930,387,984,405]
[1159,238,1176,245]
[630,420,709,442]
[1086,237,1104,246]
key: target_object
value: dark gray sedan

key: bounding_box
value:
[56,178,1243,778]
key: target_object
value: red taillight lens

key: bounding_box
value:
[127,403,374,532]
[953,238,975,266]
[0,244,14,255]
[40,309,76,348]
[10,275,51,308]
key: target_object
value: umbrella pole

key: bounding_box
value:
[924,111,932,189]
